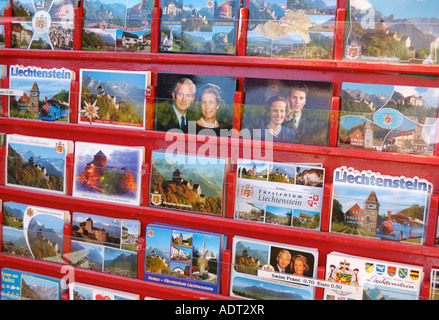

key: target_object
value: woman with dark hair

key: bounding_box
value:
[261,95,296,143]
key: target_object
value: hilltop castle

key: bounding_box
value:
[77,150,136,193]
[74,217,109,243]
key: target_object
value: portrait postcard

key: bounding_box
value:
[159,0,239,54]
[70,212,140,278]
[79,68,151,129]
[338,82,439,156]
[6,134,73,194]
[11,0,74,50]
[330,166,432,244]
[2,201,70,264]
[82,0,154,52]
[234,158,324,230]
[241,77,333,146]
[344,0,439,64]
[149,150,229,216]
[246,0,336,59]
[9,65,74,122]
[72,141,144,206]
[230,236,318,300]
[154,72,236,136]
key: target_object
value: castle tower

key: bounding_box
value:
[29,81,40,116]
[362,191,379,232]
[93,150,107,174]
[363,120,373,149]
[172,168,183,183]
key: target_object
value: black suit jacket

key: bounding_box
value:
[155,101,196,134]
[285,108,330,146]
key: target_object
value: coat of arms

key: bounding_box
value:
[150,191,162,206]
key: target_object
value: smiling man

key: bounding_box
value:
[155,77,197,133]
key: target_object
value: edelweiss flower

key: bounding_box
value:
[80,100,100,124]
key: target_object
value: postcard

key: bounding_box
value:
[78,69,151,129]
[324,252,424,300]
[9,65,74,122]
[0,0,5,48]
[11,0,74,50]
[1,268,66,300]
[234,158,324,230]
[6,134,73,194]
[82,0,153,52]
[70,212,140,278]
[159,0,239,54]
[155,72,236,135]
[330,166,432,244]
[430,268,439,300]
[241,77,333,146]
[2,201,70,263]
[344,0,439,64]
[72,141,144,205]
[144,223,226,293]
[69,282,140,300]
[246,0,336,59]
[230,236,318,300]
[338,82,439,155]
[149,150,229,216]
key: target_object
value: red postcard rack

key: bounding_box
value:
[1,0,439,300]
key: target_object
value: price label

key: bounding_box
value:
[0,89,24,96]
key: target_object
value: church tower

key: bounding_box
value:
[29,81,40,116]
[362,191,379,232]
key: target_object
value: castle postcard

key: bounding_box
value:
[2,201,70,264]
[144,223,226,293]
[246,0,336,59]
[344,0,439,64]
[330,166,432,244]
[79,69,151,129]
[9,65,74,122]
[338,82,439,156]
[82,0,153,52]
[234,158,324,230]
[70,212,140,278]
[149,150,229,216]
[230,236,318,300]
[6,134,73,194]
[11,0,74,50]
[72,142,144,206]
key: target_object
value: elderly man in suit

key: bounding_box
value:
[155,77,197,133]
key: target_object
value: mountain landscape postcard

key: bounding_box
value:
[344,0,439,64]
[246,0,336,59]
[159,0,238,54]
[2,201,70,263]
[70,212,140,278]
[79,69,150,129]
[6,134,72,194]
[82,0,154,52]
[149,151,228,216]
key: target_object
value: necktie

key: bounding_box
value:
[291,116,297,134]
[181,115,187,132]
